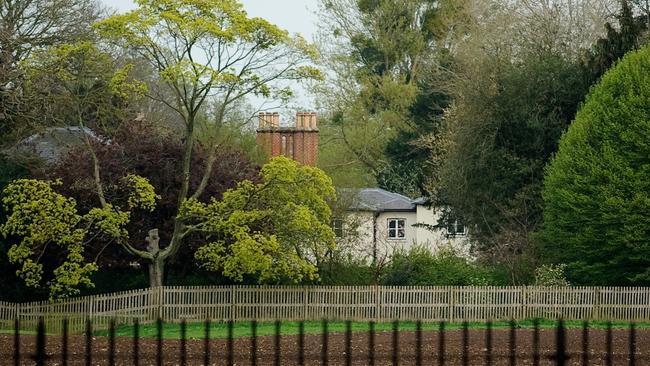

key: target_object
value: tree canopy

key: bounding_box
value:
[0,176,157,299]
[91,0,322,287]
[427,0,645,283]
[540,44,650,285]
[0,0,105,141]
[315,0,454,196]
[183,156,337,284]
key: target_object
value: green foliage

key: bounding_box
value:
[438,52,590,249]
[123,174,161,212]
[583,0,649,85]
[90,0,321,288]
[381,246,492,286]
[21,41,143,136]
[183,157,337,284]
[318,253,375,285]
[540,44,650,285]
[1,180,97,299]
[95,0,320,116]
[0,0,103,143]
[316,0,452,195]
[0,174,159,299]
[317,117,376,188]
[433,0,649,284]
[534,264,570,287]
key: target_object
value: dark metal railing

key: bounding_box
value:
[6,317,644,365]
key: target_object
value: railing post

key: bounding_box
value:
[302,286,309,320]
[157,286,164,321]
[230,287,235,322]
[375,285,381,322]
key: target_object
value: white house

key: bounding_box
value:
[333,188,470,262]
[253,112,469,261]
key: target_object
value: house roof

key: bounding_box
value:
[338,188,418,212]
[10,126,104,164]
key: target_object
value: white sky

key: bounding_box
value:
[102,0,321,112]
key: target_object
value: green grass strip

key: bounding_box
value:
[92,319,650,340]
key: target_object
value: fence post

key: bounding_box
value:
[449,287,455,323]
[87,296,94,325]
[15,302,21,330]
[375,285,382,322]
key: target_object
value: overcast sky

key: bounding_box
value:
[104,0,320,41]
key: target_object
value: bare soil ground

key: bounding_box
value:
[0,328,646,365]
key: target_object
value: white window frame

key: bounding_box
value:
[447,219,466,237]
[387,218,406,240]
[332,218,345,238]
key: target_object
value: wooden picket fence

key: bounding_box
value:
[2,286,650,334]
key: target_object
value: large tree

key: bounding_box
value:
[540,44,650,285]
[49,119,260,282]
[90,0,320,287]
[315,0,456,197]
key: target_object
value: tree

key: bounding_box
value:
[88,0,320,287]
[48,119,260,282]
[18,41,143,147]
[314,0,455,196]
[183,157,336,284]
[435,53,590,282]
[0,0,104,141]
[0,155,30,301]
[540,44,650,285]
[427,0,619,283]
[583,0,649,84]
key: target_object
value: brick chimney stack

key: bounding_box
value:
[256,112,319,166]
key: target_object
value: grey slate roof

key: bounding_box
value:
[338,188,418,212]
[10,126,104,164]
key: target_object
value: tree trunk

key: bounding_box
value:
[148,257,164,288]
[146,229,165,287]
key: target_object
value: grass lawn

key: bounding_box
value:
[93,319,648,340]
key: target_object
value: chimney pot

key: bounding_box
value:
[309,112,317,129]
[272,112,280,128]
[297,112,305,129]
[258,112,266,128]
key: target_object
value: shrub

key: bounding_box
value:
[381,245,492,286]
[534,264,570,286]
[318,254,375,285]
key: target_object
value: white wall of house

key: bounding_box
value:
[337,205,470,261]
[376,211,418,251]
[414,205,470,255]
